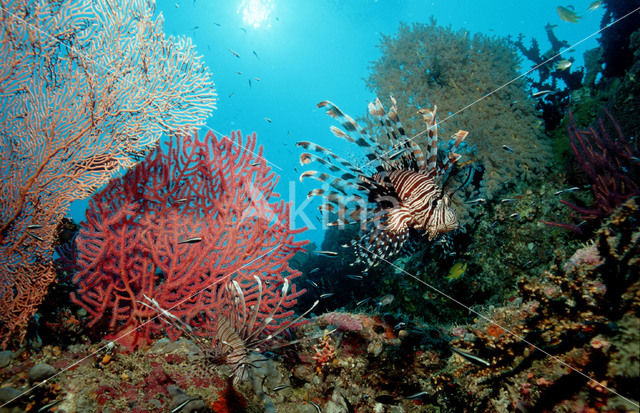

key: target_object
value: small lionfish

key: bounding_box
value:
[297,97,468,268]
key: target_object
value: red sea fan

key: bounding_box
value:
[71,130,308,350]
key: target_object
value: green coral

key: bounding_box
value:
[366,18,553,199]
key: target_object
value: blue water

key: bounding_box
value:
[70,0,605,246]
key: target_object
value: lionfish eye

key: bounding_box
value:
[431,198,439,209]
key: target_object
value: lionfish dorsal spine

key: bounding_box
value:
[300,97,468,268]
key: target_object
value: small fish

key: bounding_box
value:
[308,400,322,413]
[26,224,42,229]
[509,213,520,219]
[38,399,62,412]
[228,92,234,98]
[240,27,247,33]
[264,117,272,123]
[314,250,338,257]
[393,322,406,331]
[272,384,291,392]
[501,145,515,153]
[319,293,334,299]
[377,294,394,307]
[405,391,430,400]
[307,279,319,288]
[465,198,485,205]
[228,49,240,58]
[213,22,221,27]
[356,297,371,306]
[236,71,243,75]
[532,90,554,98]
[28,232,44,241]
[553,186,580,195]
[587,0,602,11]
[250,161,263,166]
[174,198,188,204]
[174,2,179,8]
[192,25,199,30]
[254,77,261,82]
[309,267,320,274]
[500,198,516,203]
[556,5,581,23]
[344,274,363,280]
[253,50,260,59]
[555,59,572,70]
[178,237,202,244]
[451,347,490,367]
[170,397,198,413]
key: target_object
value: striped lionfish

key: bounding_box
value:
[297,97,468,268]
[139,277,317,384]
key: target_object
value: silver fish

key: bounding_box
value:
[451,347,490,367]
[314,250,338,257]
[532,90,554,98]
[465,198,486,205]
[405,391,429,400]
[272,384,291,392]
[178,237,202,244]
[320,293,334,299]
[553,186,580,195]
[170,398,199,413]
[356,297,371,306]
[501,145,515,153]
[27,224,42,229]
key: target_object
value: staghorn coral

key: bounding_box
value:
[366,19,552,201]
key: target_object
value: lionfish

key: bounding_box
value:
[297,97,468,268]
[140,277,318,384]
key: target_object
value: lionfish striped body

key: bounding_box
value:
[297,97,468,268]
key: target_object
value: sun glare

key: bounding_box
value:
[238,0,273,29]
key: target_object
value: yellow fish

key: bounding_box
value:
[446,262,467,281]
[587,0,602,11]
[556,5,581,22]
[555,59,572,70]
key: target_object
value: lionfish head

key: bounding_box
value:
[424,193,459,240]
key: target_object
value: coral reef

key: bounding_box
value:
[366,19,552,201]
[71,130,306,350]
[1,192,636,411]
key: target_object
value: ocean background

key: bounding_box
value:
[69,0,605,246]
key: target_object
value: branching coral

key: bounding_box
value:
[366,19,552,201]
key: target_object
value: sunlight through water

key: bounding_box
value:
[238,0,273,29]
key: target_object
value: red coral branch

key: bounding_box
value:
[544,108,639,232]
[71,130,308,350]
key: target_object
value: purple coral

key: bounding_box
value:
[543,108,639,233]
